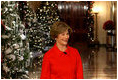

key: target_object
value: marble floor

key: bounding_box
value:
[82,47,117,79]
[29,43,117,79]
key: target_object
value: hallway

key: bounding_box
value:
[82,47,117,79]
[29,43,117,79]
[1,1,117,79]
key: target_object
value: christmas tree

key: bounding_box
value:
[18,1,60,54]
[35,1,60,52]
[85,1,95,45]
[17,1,61,77]
[18,1,44,67]
[17,1,60,69]
[1,1,31,79]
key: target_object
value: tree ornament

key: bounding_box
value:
[20,34,26,40]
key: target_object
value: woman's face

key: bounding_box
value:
[56,29,69,46]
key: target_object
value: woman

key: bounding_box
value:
[40,21,83,79]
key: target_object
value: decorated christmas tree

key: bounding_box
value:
[86,1,95,45]
[1,1,31,79]
[31,1,60,53]
[35,1,60,52]
[17,1,60,68]
[18,1,60,53]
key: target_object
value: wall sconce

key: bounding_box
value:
[92,5,101,13]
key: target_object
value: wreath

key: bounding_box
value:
[103,20,115,30]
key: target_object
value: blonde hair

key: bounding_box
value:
[50,21,72,40]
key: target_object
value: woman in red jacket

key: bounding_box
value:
[40,21,83,79]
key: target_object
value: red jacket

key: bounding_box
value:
[40,44,83,79]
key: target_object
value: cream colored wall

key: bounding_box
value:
[93,1,112,44]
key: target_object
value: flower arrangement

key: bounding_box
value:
[103,20,115,30]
